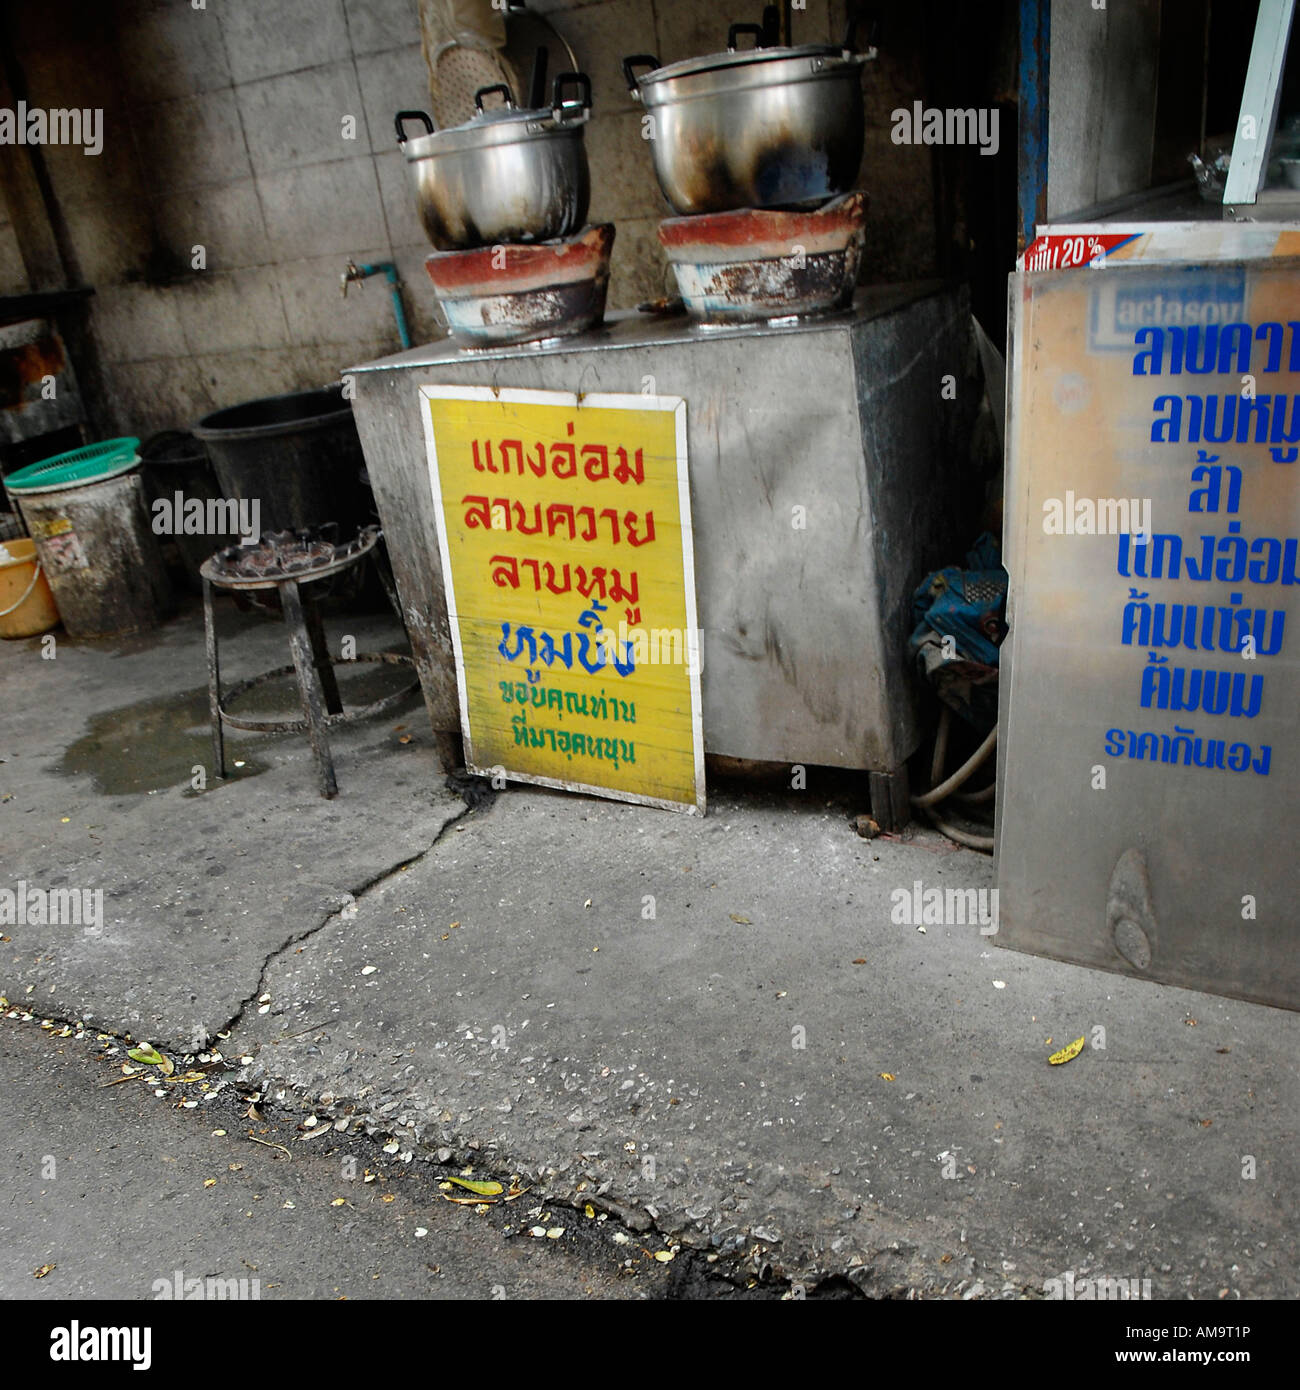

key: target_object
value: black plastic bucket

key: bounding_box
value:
[192,386,368,536]
[140,431,237,590]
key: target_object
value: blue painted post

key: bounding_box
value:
[1018,0,1050,253]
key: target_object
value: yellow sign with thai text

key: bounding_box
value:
[421,386,704,814]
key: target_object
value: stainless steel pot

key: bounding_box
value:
[623,18,875,216]
[395,74,591,251]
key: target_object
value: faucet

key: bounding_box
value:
[341,259,412,350]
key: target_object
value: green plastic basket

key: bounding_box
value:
[4,437,142,494]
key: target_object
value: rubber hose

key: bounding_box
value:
[912,724,998,809]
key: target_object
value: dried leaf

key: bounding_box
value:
[654,1249,674,1262]
[729,913,752,925]
[381,1194,396,1203]
[33,1264,55,1278]
[546,1227,564,1239]
[879,1072,896,1082]
[331,1198,346,1206]
[444,1176,504,1198]
[1048,1036,1086,1066]
[584,1203,596,1218]
[852,959,867,965]
[204,1178,217,1188]
[244,1136,291,1159]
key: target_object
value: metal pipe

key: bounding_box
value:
[341,260,412,350]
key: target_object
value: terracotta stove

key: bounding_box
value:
[656,191,868,325]
[424,223,614,349]
[421,192,868,348]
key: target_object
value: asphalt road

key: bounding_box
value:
[0,1014,686,1302]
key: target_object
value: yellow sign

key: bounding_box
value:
[421,385,704,814]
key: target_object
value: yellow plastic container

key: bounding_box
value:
[0,537,60,638]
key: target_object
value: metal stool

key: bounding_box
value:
[199,529,418,798]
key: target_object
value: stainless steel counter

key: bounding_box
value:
[347,284,979,812]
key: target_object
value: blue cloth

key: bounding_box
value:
[908,533,1008,726]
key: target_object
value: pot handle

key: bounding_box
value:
[622,54,659,96]
[394,110,435,144]
[551,72,592,119]
[727,22,767,51]
[474,84,516,113]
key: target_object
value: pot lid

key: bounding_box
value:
[397,76,590,159]
[639,41,855,85]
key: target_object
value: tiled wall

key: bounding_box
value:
[0,0,937,437]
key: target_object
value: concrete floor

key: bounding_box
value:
[2,595,1297,1299]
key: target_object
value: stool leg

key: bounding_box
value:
[280,579,338,798]
[303,588,343,715]
[203,578,226,782]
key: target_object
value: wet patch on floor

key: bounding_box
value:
[58,661,419,797]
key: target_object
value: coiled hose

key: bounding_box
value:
[911,706,996,852]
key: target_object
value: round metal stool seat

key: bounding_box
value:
[199,529,418,798]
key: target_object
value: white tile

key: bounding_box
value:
[218,0,351,85]
[257,157,389,260]
[237,62,367,175]
[131,89,251,192]
[150,180,273,273]
[116,0,233,103]
[355,45,433,155]
[344,0,422,56]
[171,267,292,355]
[90,285,189,364]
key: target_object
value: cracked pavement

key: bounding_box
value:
[3,599,1299,1298]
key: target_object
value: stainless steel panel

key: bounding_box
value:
[350,283,974,771]
[997,257,1300,1010]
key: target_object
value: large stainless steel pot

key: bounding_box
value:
[395,74,591,251]
[623,18,875,216]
